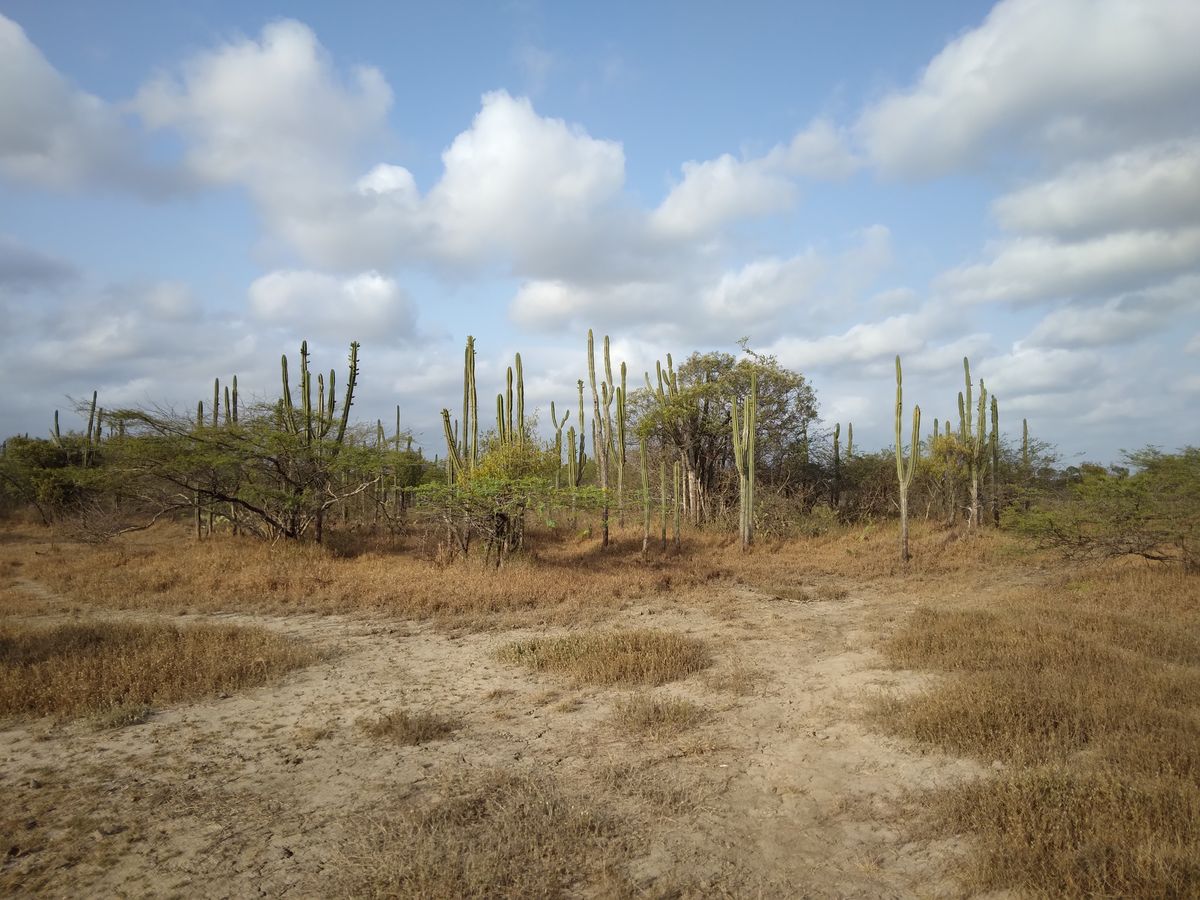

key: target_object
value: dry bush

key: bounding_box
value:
[611,693,708,738]
[0,620,317,720]
[497,629,710,686]
[336,770,632,898]
[876,566,1200,897]
[359,708,459,745]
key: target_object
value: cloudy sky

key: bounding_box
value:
[2,0,1198,462]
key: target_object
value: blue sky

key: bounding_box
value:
[2,0,1198,462]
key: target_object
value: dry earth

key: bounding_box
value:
[1,546,993,898]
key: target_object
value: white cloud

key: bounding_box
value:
[936,228,1200,305]
[702,252,825,320]
[135,19,390,189]
[0,14,180,194]
[980,345,1100,398]
[248,270,416,344]
[857,0,1200,177]
[651,154,795,240]
[1023,275,1198,348]
[425,91,626,268]
[993,139,1200,237]
[651,119,858,240]
[0,235,77,290]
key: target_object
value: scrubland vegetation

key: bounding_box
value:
[1,333,1196,897]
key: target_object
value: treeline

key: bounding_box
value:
[0,334,1194,569]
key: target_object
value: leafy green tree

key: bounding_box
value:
[1007,447,1199,571]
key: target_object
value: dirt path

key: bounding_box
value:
[0,574,982,898]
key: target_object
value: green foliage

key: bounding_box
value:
[1007,447,1200,570]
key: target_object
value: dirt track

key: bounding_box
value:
[1,573,984,898]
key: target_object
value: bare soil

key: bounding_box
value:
[1,542,989,898]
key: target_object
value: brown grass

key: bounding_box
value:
[0,519,1027,633]
[359,708,460,745]
[0,619,317,721]
[876,566,1200,897]
[336,770,633,898]
[497,629,711,686]
[611,693,709,738]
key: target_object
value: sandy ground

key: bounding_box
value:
[1,570,986,898]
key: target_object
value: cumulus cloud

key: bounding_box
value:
[248,270,417,344]
[0,14,182,194]
[857,0,1200,177]
[1023,275,1198,348]
[135,19,390,189]
[993,139,1200,237]
[0,235,78,291]
[651,119,858,240]
[936,228,1200,305]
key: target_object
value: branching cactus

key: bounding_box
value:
[895,355,921,562]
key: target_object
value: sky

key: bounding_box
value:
[1,0,1198,464]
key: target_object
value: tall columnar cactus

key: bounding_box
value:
[51,410,61,446]
[659,458,668,549]
[551,402,570,489]
[831,422,841,508]
[990,395,1000,526]
[958,357,988,530]
[587,329,617,548]
[616,361,627,527]
[440,409,464,483]
[640,435,650,557]
[731,370,757,551]
[672,460,682,550]
[232,375,239,425]
[334,342,360,448]
[847,422,854,458]
[895,356,921,563]
[515,352,525,444]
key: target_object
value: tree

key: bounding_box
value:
[1007,447,1199,571]
[632,350,818,524]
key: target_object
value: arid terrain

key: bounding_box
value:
[1,523,1196,899]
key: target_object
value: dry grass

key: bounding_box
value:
[876,566,1200,897]
[0,619,317,721]
[336,769,633,898]
[612,693,709,738]
[497,629,711,686]
[0,519,1026,633]
[359,708,460,745]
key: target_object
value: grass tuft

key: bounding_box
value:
[876,567,1200,898]
[337,770,630,897]
[359,708,460,745]
[0,620,317,721]
[611,693,708,738]
[497,629,710,686]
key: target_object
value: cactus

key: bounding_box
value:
[831,422,841,508]
[660,458,668,549]
[958,357,988,530]
[232,375,239,424]
[990,395,1000,526]
[895,356,921,562]
[731,370,757,551]
[672,460,682,550]
[847,422,854,458]
[616,361,627,527]
[334,342,359,448]
[587,329,617,548]
[551,401,570,490]
[50,410,61,447]
[640,436,650,557]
